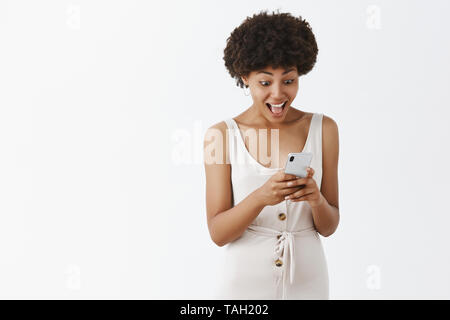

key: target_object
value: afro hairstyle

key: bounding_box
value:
[223,9,318,88]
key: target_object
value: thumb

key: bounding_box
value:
[275,168,285,180]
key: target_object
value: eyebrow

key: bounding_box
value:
[256,68,295,75]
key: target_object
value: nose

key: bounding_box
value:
[270,83,285,100]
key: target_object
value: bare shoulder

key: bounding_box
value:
[208,120,228,133]
[205,120,230,142]
[322,114,339,143]
[203,120,229,166]
[322,114,338,128]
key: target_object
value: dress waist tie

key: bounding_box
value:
[246,224,317,299]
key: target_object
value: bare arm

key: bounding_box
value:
[208,190,266,247]
[311,115,340,237]
[203,122,266,246]
[311,194,339,237]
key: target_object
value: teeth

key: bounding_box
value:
[269,101,285,108]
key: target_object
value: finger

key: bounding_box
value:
[307,167,314,178]
[280,185,306,197]
[290,195,310,202]
[274,169,289,181]
[277,181,305,193]
[290,193,316,202]
[285,188,315,200]
[276,170,298,182]
[284,177,309,188]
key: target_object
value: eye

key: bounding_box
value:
[259,79,295,87]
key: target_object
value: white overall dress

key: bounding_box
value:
[215,113,329,300]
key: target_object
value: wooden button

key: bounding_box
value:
[275,259,283,267]
[278,213,286,221]
[277,234,282,240]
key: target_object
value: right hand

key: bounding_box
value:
[255,169,308,206]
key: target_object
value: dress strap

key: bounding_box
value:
[310,113,323,163]
[223,118,235,130]
[223,118,237,165]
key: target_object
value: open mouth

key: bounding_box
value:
[266,101,287,116]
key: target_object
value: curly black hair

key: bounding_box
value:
[223,9,318,88]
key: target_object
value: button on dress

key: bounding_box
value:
[214,113,329,300]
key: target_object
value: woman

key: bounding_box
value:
[203,10,340,300]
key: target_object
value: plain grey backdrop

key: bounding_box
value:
[0,0,449,299]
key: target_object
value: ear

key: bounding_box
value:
[241,76,248,87]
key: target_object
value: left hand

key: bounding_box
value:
[284,167,324,208]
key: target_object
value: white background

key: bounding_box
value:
[0,0,449,299]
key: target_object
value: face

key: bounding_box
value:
[241,65,299,123]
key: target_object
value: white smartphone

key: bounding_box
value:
[284,152,313,177]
